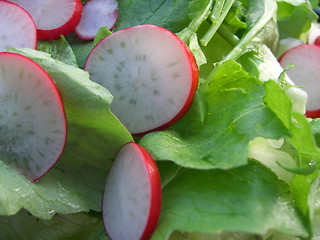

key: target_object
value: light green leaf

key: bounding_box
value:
[263,80,292,129]
[177,0,213,44]
[151,161,310,239]
[140,60,289,169]
[290,172,320,235]
[93,26,113,47]
[310,118,320,148]
[277,1,318,40]
[223,0,278,61]
[289,113,320,165]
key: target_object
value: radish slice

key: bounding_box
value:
[0,1,37,51]
[6,0,82,41]
[102,142,162,240]
[84,25,199,134]
[278,44,320,118]
[0,52,67,182]
[75,0,118,40]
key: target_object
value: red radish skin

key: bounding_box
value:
[75,0,118,40]
[138,145,162,240]
[0,52,67,182]
[6,0,83,41]
[306,109,320,119]
[153,40,199,133]
[278,44,320,118]
[315,36,320,47]
[102,142,162,240]
[84,25,199,135]
[0,1,37,51]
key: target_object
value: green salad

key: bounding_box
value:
[1,0,320,239]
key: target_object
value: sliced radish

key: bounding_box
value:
[0,1,37,51]
[0,52,67,182]
[75,0,118,40]
[6,0,82,41]
[278,44,320,118]
[102,142,162,240]
[84,25,199,134]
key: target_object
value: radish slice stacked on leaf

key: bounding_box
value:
[0,52,67,182]
[102,142,162,240]
[0,1,37,51]
[278,44,320,118]
[84,25,199,134]
[75,0,118,40]
[6,0,82,40]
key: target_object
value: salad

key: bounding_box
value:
[1,0,320,239]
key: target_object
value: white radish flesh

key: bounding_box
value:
[308,23,320,46]
[75,0,118,40]
[102,142,162,240]
[0,52,67,182]
[6,0,82,40]
[84,25,199,134]
[279,44,320,118]
[0,1,37,52]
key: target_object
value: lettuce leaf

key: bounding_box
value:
[0,210,107,240]
[37,37,79,67]
[113,0,192,33]
[140,60,289,169]
[151,161,310,239]
[276,0,318,40]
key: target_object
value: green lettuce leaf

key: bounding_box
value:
[310,0,319,9]
[113,0,191,33]
[309,118,320,148]
[37,36,78,67]
[151,161,310,239]
[224,1,247,29]
[140,60,289,169]
[0,48,132,219]
[276,0,318,40]
[223,0,278,61]
[0,210,106,240]
[65,33,94,69]
[290,172,320,236]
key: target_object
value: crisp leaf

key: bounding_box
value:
[310,118,320,148]
[65,33,94,69]
[277,0,318,40]
[289,113,320,165]
[140,60,289,169]
[151,161,310,239]
[113,0,191,33]
[263,80,292,129]
[93,27,112,47]
[0,210,105,240]
[290,172,320,235]
[37,36,78,67]
[223,0,278,61]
